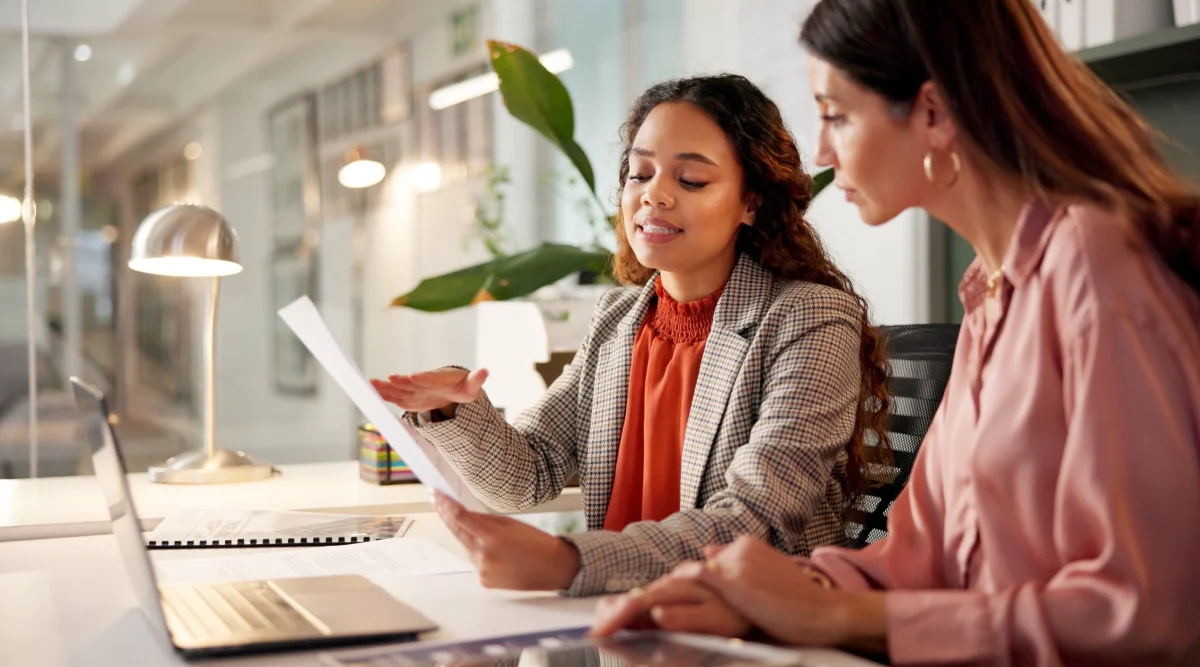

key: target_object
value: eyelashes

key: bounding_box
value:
[626,174,709,190]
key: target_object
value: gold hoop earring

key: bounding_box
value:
[923,150,962,188]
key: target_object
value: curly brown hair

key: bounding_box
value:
[611,74,891,498]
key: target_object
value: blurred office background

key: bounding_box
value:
[0,0,1196,478]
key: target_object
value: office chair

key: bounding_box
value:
[843,324,959,549]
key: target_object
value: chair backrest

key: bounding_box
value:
[842,323,959,549]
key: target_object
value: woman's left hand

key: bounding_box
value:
[674,536,887,650]
[433,492,581,590]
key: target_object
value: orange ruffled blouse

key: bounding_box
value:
[603,276,724,532]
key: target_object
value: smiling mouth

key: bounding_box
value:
[637,221,683,235]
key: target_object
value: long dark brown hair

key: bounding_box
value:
[801,0,1200,292]
[612,74,891,498]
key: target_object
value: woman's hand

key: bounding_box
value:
[675,536,887,651]
[433,492,581,590]
[371,367,489,416]
[590,569,752,639]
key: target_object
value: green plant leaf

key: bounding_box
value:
[390,261,497,311]
[488,40,596,194]
[391,243,612,312]
[487,243,611,301]
[812,167,834,197]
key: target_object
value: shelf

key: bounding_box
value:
[1076,22,1200,88]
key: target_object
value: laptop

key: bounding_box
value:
[70,377,438,659]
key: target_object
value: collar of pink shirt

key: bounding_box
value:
[958,198,1060,314]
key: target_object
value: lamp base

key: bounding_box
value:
[148,448,275,484]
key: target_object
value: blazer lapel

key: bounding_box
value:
[583,280,657,529]
[678,255,772,509]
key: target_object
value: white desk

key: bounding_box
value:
[0,461,582,541]
[0,514,881,667]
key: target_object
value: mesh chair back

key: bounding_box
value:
[843,324,959,549]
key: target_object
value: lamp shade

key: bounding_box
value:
[337,146,386,189]
[128,204,243,277]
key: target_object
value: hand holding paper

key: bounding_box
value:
[277,296,490,513]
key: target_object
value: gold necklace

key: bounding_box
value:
[985,265,1006,299]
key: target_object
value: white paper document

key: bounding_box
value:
[146,508,413,547]
[278,296,490,512]
[154,537,474,585]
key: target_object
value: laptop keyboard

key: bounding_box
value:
[161,581,322,641]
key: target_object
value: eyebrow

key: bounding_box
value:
[814,93,840,103]
[629,147,719,167]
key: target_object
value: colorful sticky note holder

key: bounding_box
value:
[357,423,418,485]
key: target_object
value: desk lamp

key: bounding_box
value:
[129,204,273,483]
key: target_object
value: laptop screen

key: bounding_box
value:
[70,377,172,640]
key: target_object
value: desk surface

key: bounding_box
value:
[0,514,881,667]
[0,461,582,541]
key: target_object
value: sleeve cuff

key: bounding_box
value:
[559,530,660,598]
[885,589,996,665]
[807,546,877,592]
[414,410,436,426]
[403,393,496,464]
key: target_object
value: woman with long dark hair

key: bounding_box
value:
[373,74,889,596]
[593,1,1200,663]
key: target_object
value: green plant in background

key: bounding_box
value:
[467,164,513,260]
[392,40,833,312]
[392,40,614,311]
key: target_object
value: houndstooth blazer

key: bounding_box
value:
[408,253,862,596]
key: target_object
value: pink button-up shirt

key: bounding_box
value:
[810,200,1200,665]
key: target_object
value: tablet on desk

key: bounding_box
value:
[325,628,860,666]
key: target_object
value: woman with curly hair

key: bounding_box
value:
[372,74,889,597]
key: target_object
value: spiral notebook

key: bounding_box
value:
[144,508,413,549]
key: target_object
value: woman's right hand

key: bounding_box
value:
[371,367,489,416]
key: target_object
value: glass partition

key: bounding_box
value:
[0,0,690,478]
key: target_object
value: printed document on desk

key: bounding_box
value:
[279,296,490,513]
[146,508,414,548]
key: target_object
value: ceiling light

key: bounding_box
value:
[429,48,575,110]
[117,61,136,86]
[0,195,20,224]
[183,142,202,161]
[412,162,442,192]
[74,44,92,62]
[337,147,386,189]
